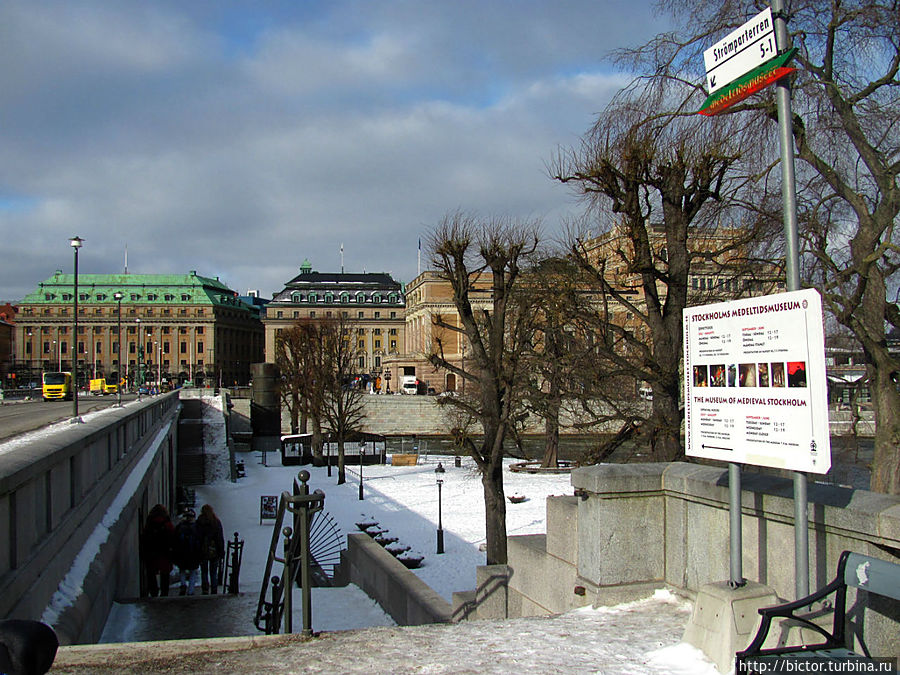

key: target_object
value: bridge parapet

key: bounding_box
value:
[0,393,181,644]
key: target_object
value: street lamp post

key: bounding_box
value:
[70,236,84,422]
[358,440,365,501]
[136,319,143,400]
[435,462,445,554]
[114,292,123,406]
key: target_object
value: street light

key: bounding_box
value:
[358,440,365,501]
[136,319,143,400]
[69,236,84,422]
[113,292,123,406]
[435,462,445,554]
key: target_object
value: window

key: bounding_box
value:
[358,311,364,318]
[96,293,107,301]
[293,311,299,318]
[390,340,397,350]
[130,342,136,354]
[181,342,187,354]
[358,356,365,368]
[390,311,397,319]
[358,340,365,349]
[375,356,381,367]
[341,293,349,303]
[374,311,380,319]
[147,294,158,301]
[165,294,174,301]
[358,328,365,335]
[374,328,382,335]
[62,293,72,301]
[181,294,190,301]
[96,342,102,354]
[197,342,203,354]
[196,327,204,335]
[131,294,140,301]
[389,328,397,336]
[309,311,316,318]
[374,340,381,349]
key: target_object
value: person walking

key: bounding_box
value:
[141,504,175,598]
[173,509,202,596]
[196,504,225,594]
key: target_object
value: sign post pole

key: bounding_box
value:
[770,0,809,601]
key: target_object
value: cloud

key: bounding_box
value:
[0,0,669,301]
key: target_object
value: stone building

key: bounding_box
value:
[0,303,16,387]
[263,261,405,390]
[13,271,263,390]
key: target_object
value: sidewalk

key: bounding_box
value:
[52,593,705,674]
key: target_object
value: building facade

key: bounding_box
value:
[13,271,263,390]
[263,262,405,389]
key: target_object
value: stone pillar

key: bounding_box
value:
[250,362,281,457]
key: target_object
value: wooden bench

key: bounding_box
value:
[736,550,900,671]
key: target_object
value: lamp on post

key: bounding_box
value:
[136,319,143,400]
[358,440,365,501]
[113,292,123,406]
[435,462,445,554]
[69,236,84,422]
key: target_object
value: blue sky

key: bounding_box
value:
[0,1,673,301]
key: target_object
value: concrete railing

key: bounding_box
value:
[345,533,452,626]
[0,393,180,644]
[496,462,899,659]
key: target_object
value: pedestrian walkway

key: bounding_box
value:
[51,593,702,674]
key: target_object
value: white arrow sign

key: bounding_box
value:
[704,8,777,94]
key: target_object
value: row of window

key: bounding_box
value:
[273,309,398,320]
[34,341,205,355]
[25,306,209,317]
[27,326,205,335]
[289,291,401,304]
[46,292,194,302]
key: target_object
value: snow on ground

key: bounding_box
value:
[95,395,720,672]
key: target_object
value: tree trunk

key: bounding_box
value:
[481,459,508,565]
[337,437,346,485]
[868,360,900,494]
[541,404,560,468]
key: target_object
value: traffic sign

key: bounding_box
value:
[704,8,776,94]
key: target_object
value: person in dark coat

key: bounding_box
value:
[196,503,226,594]
[173,509,202,595]
[141,504,175,598]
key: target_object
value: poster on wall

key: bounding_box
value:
[683,288,831,473]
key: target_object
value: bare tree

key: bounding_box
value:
[621,0,900,493]
[550,91,772,461]
[427,212,541,566]
[275,320,328,457]
[317,315,367,485]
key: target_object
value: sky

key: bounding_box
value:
[0,1,674,302]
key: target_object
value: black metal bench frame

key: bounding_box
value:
[736,550,900,670]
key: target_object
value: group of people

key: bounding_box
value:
[141,503,226,597]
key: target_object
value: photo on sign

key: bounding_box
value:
[693,365,708,387]
[771,362,785,387]
[758,363,769,387]
[788,361,807,388]
[710,364,726,387]
[727,364,737,386]
[739,363,757,387]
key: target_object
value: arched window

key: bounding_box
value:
[341,293,349,303]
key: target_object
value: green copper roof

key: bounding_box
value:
[22,271,254,311]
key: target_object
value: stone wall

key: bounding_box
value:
[495,462,899,659]
[0,393,181,644]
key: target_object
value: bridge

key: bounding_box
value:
[0,392,182,644]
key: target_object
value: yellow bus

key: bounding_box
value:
[42,372,73,401]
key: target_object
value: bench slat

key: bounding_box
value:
[843,553,900,601]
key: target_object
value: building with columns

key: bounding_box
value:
[13,270,263,390]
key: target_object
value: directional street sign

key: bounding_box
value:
[698,48,796,116]
[704,8,776,94]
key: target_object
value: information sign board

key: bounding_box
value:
[683,289,831,473]
[704,8,776,94]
